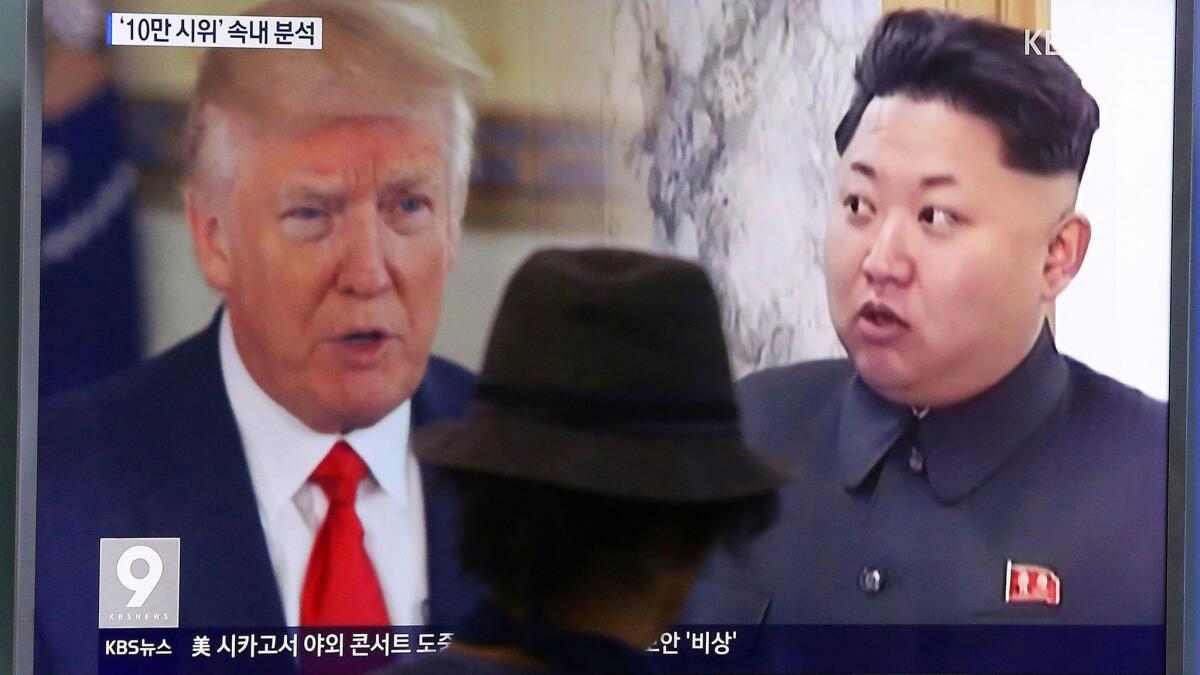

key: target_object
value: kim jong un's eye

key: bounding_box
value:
[917,205,963,234]
[842,194,877,225]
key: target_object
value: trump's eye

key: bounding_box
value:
[382,194,430,214]
[917,205,961,233]
[380,192,434,234]
[842,194,876,223]
[286,207,326,220]
[281,206,333,241]
[397,196,428,213]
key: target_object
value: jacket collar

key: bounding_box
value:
[143,311,483,627]
[837,323,1070,504]
[140,314,287,627]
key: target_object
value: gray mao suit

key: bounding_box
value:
[683,326,1165,625]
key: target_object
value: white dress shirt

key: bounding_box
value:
[219,315,429,626]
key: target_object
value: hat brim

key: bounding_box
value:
[413,413,795,502]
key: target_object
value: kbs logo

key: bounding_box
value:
[98,538,180,628]
[1024,29,1060,56]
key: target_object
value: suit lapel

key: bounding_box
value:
[411,364,485,626]
[419,465,483,626]
[140,320,286,627]
[136,329,480,629]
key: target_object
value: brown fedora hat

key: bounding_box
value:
[413,247,793,502]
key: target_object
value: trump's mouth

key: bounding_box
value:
[328,329,398,367]
[340,330,388,345]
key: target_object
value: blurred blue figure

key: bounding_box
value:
[40,0,142,397]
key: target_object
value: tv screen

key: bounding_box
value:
[20,0,1196,673]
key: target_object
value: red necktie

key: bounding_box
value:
[300,441,390,626]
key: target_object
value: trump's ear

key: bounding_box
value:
[445,232,458,271]
[443,214,461,271]
[1042,212,1091,301]
[185,186,233,294]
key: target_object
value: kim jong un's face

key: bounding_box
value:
[189,117,456,434]
[824,95,1089,408]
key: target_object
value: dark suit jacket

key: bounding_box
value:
[34,318,483,674]
[683,328,1166,626]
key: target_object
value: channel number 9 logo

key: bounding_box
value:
[98,537,180,629]
[117,545,163,607]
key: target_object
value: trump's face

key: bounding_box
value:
[824,96,1088,408]
[190,118,455,433]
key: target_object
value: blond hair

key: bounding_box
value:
[184,0,487,235]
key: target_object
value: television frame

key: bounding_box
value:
[10,0,1199,672]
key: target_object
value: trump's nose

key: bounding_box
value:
[336,218,391,297]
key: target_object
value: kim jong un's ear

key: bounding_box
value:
[1041,211,1092,302]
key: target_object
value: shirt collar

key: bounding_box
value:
[218,313,412,511]
[837,323,1070,504]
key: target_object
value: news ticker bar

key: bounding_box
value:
[107,13,322,50]
[101,628,737,660]
[97,625,1163,675]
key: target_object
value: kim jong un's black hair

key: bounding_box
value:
[835,10,1100,179]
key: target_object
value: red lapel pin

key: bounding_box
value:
[1005,560,1061,607]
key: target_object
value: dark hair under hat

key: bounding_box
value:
[413,247,791,502]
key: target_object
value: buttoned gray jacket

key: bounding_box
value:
[683,327,1166,625]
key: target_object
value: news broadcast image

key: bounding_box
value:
[30,0,1183,674]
